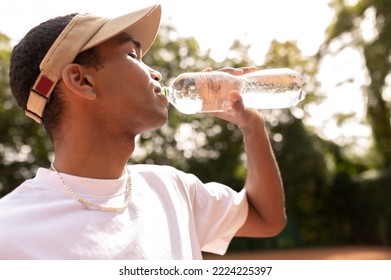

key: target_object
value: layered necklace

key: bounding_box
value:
[51,164,132,212]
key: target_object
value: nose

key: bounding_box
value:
[149,67,162,82]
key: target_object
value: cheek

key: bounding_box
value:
[94,60,154,107]
[116,65,151,94]
[96,69,138,97]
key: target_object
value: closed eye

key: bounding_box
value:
[128,52,139,60]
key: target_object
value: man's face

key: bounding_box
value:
[87,33,168,136]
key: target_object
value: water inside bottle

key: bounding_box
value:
[168,69,305,113]
[241,89,305,109]
[240,69,305,109]
[171,76,203,114]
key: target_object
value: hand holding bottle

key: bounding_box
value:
[212,90,266,133]
[163,67,305,114]
[196,67,262,129]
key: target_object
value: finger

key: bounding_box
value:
[217,66,257,76]
[228,91,245,110]
[240,66,257,74]
[216,67,244,76]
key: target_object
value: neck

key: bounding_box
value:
[52,130,136,179]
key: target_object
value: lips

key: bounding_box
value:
[154,85,169,106]
[154,85,163,95]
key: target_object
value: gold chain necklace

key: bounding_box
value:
[51,164,132,212]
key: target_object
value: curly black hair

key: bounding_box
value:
[9,13,103,138]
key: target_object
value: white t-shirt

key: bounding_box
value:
[0,164,248,259]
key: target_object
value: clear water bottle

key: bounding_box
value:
[162,68,305,114]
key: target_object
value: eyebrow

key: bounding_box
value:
[119,34,142,51]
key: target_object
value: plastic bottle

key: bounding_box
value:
[162,68,305,114]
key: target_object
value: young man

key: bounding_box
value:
[0,4,286,259]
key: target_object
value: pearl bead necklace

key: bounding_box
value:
[51,164,132,212]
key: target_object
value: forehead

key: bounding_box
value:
[119,33,142,49]
[99,32,142,51]
[95,33,142,58]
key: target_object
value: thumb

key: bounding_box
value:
[228,91,243,107]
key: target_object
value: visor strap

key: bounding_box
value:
[25,73,57,124]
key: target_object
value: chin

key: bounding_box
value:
[142,113,168,133]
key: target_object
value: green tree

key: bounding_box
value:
[0,33,52,197]
[318,0,391,245]
[321,0,391,167]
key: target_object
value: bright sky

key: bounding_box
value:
[1,0,333,61]
[1,0,371,151]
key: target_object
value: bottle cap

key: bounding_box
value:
[162,86,169,97]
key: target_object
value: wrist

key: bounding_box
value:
[239,110,266,135]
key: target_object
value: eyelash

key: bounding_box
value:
[128,53,138,59]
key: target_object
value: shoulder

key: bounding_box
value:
[130,164,206,203]
[130,164,200,186]
[130,164,185,175]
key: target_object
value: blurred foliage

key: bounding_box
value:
[321,0,391,167]
[318,0,391,247]
[0,34,52,197]
[1,0,391,252]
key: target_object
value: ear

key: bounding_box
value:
[61,64,97,101]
